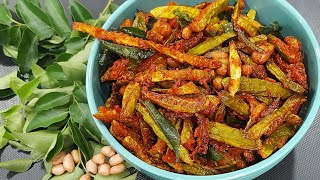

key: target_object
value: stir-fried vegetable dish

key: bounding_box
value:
[73,0,308,175]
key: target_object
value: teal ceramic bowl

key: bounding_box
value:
[87,0,320,179]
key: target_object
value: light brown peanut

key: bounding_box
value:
[71,149,80,164]
[98,163,111,176]
[101,146,115,158]
[51,164,65,175]
[63,153,75,173]
[109,154,124,166]
[86,159,98,174]
[52,151,67,165]
[79,173,91,180]
[110,164,126,175]
[92,153,106,165]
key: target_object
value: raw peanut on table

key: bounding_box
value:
[101,146,116,157]
[52,151,67,165]
[109,154,124,166]
[92,153,106,165]
[63,153,75,173]
[86,159,98,174]
[98,163,111,176]
[51,164,66,176]
[71,149,80,164]
[110,163,126,175]
[80,173,91,180]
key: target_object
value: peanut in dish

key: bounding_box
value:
[73,0,308,175]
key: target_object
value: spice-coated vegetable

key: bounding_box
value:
[248,95,306,139]
[228,40,242,96]
[150,6,200,19]
[188,32,236,55]
[258,123,296,158]
[190,0,229,32]
[208,122,262,150]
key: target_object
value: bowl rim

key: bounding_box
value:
[86,0,320,179]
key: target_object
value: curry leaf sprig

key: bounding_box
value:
[0,0,136,179]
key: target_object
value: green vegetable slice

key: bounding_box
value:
[221,90,250,117]
[222,77,293,99]
[208,122,262,150]
[266,60,305,94]
[258,123,295,158]
[247,95,306,139]
[188,32,236,55]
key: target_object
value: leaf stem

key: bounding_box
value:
[8,16,24,26]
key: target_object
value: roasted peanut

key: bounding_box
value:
[213,76,223,90]
[120,19,133,28]
[52,151,67,165]
[242,64,253,77]
[109,154,124,166]
[119,86,126,96]
[86,159,98,174]
[71,149,80,164]
[63,153,75,173]
[80,173,91,180]
[51,164,65,175]
[98,163,111,176]
[216,64,228,77]
[110,164,126,175]
[92,154,106,165]
[166,57,180,68]
[101,146,115,158]
[182,26,192,40]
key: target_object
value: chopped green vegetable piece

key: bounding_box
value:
[228,40,241,96]
[208,122,262,150]
[103,41,155,61]
[223,77,293,99]
[181,163,218,175]
[248,95,305,139]
[190,0,229,32]
[258,123,295,158]
[121,82,141,119]
[150,6,200,19]
[221,90,250,117]
[266,60,305,94]
[188,32,236,55]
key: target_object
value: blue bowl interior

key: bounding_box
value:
[86,0,320,179]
